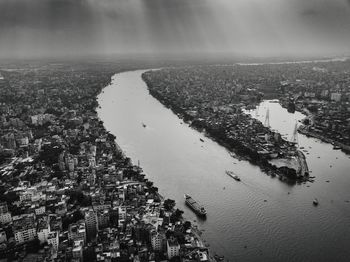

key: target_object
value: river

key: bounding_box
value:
[97,70,350,262]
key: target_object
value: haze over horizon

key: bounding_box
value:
[1,0,350,59]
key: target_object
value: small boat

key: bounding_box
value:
[333,145,341,150]
[200,138,204,142]
[142,123,146,128]
[313,198,319,206]
[226,170,241,181]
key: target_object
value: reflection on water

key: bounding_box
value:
[98,71,350,262]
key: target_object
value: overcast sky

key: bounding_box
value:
[1,0,350,58]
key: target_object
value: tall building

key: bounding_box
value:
[150,230,166,251]
[167,237,180,259]
[97,210,110,230]
[118,206,127,228]
[85,210,98,242]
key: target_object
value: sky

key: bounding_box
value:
[0,0,350,59]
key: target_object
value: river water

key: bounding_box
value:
[97,70,350,262]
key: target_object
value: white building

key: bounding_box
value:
[0,212,12,224]
[13,214,37,244]
[72,240,84,261]
[331,92,342,102]
[167,237,180,259]
[35,206,46,215]
[37,219,50,244]
[118,206,127,227]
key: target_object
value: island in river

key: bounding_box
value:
[142,67,309,182]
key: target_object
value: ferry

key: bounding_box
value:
[184,194,207,217]
[225,170,241,181]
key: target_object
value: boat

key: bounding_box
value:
[333,145,341,150]
[225,170,241,181]
[313,198,319,206]
[200,138,204,142]
[184,194,207,217]
[142,123,146,128]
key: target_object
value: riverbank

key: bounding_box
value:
[97,70,215,261]
[278,99,350,156]
[298,126,350,154]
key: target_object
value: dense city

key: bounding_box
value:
[0,58,349,261]
[0,62,210,262]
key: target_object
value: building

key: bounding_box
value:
[37,218,50,244]
[97,210,110,230]
[118,206,127,227]
[167,237,180,259]
[35,205,46,216]
[72,240,84,261]
[0,202,8,214]
[150,230,166,251]
[0,202,11,224]
[85,210,98,241]
[68,221,86,245]
[47,231,59,250]
[12,214,37,244]
[0,212,12,224]
[0,230,7,243]
[331,92,342,102]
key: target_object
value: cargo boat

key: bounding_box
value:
[225,170,241,181]
[184,194,207,217]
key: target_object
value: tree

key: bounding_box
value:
[170,209,183,223]
[164,199,176,211]
[183,221,191,231]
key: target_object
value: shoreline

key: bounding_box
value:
[96,70,216,261]
[278,100,350,156]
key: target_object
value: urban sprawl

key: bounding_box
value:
[0,59,350,261]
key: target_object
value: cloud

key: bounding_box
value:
[0,0,350,58]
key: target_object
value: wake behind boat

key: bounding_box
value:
[226,170,241,181]
[184,194,207,217]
